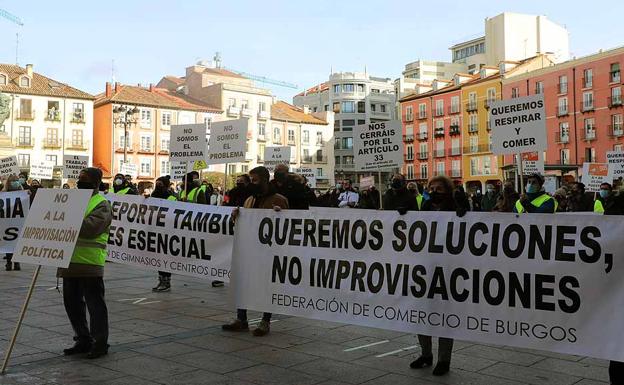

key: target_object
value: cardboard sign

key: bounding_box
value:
[606,151,624,180]
[12,189,93,268]
[293,167,316,188]
[0,191,29,253]
[120,162,138,178]
[353,121,403,171]
[63,155,89,179]
[264,146,292,173]
[582,162,611,192]
[29,161,54,180]
[360,176,375,190]
[170,161,189,182]
[170,123,208,162]
[207,118,248,165]
[490,94,546,155]
[0,155,19,178]
[521,152,544,175]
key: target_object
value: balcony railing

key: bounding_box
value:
[301,156,313,164]
[580,157,595,164]
[227,106,240,116]
[403,134,414,142]
[611,71,621,83]
[434,129,445,138]
[137,146,154,154]
[71,111,85,124]
[609,124,624,138]
[582,77,593,88]
[434,109,444,117]
[484,98,499,109]
[404,113,414,122]
[17,161,30,168]
[582,130,597,141]
[114,142,133,152]
[609,96,623,108]
[451,169,461,178]
[580,101,595,112]
[557,158,570,165]
[555,132,570,144]
[14,138,34,148]
[464,144,491,154]
[448,106,460,115]
[449,125,460,135]
[158,147,170,154]
[15,109,35,121]
[43,138,62,149]
[404,154,414,161]
[45,110,61,122]
[465,102,478,112]
[258,110,270,120]
[67,140,89,150]
[315,156,328,164]
[414,173,428,180]
[557,107,569,117]
[241,108,253,118]
[418,152,428,160]
[417,132,428,141]
[558,83,568,94]
[256,156,264,163]
[468,123,478,133]
[434,149,445,158]
[417,111,427,120]
[450,147,461,156]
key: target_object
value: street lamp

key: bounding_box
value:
[112,105,139,164]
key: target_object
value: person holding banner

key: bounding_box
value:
[110,174,136,195]
[58,167,112,359]
[594,183,623,215]
[3,175,23,271]
[567,182,594,213]
[512,173,555,214]
[179,171,207,204]
[223,166,288,337]
[151,176,177,293]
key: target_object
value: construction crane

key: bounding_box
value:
[0,7,24,64]
[211,52,297,89]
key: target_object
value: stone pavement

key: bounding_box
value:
[0,263,611,385]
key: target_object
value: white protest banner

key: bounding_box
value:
[106,194,234,281]
[171,161,189,182]
[29,161,54,180]
[582,163,610,192]
[12,189,92,268]
[293,167,316,188]
[63,155,89,179]
[0,191,29,253]
[207,118,248,165]
[353,121,403,171]
[120,162,138,178]
[490,94,546,155]
[170,123,207,163]
[232,208,624,361]
[606,151,624,180]
[360,176,375,190]
[521,152,544,175]
[264,146,292,173]
[0,156,19,179]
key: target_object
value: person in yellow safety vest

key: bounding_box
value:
[594,182,623,215]
[109,173,137,195]
[512,173,556,214]
[150,176,177,293]
[407,182,424,210]
[179,171,207,204]
[57,167,112,359]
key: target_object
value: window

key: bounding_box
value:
[371,104,376,112]
[418,103,426,118]
[487,88,497,104]
[418,123,427,139]
[419,143,427,158]
[161,111,172,126]
[0,74,5,85]
[334,120,340,132]
[17,154,30,168]
[357,119,365,125]
[302,149,311,162]
[342,84,354,92]
[288,129,295,144]
[335,156,341,165]
[420,164,428,179]
[342,137,353,149]
[258,144,265,159]
[258,123,266,137]
[511,87,520,98]
[161,160,171,175]
[228,164,237,175]
[615,144,623,152]
[18,126,31,145]
[559,75,568,94]
[342,119,354,131]
[140,135,152,151]
[140,159,152,176]
[72,103,85,122]
[612,114,623,135]
[435,140,444,157]
[612,87,622,106]
[405,105,413,121]
[469,114,478,132]
[558,97,568,115]
[316,149,324,161]
[342,101,355,113]
[19,76,30,87]
[316,131,323,145]
[380,104,386,113]
[333,102,340,113]
[228,98,236,107]
[371,88,380,93]
[161,136,170,152]
[436,162,445,176]
[611,63,621,83]
[585,148,596,163]
[406,165,414,180]
[583,92,594,111]
[452,160,461,174]
[140,109,151,127]
[451,138,460,155]
[324,104,329,111]
[72,130,83,147]
[343,156,354,165]
[535,81,544,95]
[357,84,365,92]
[47,101,60,121]
[357,101,365,113]
[241,165,249,173]
[46,128,58,145]
[559,122,570,142]
[303,130,309,144]
[316,168,324,177]
[45,155,58,165]
[19,99,32,118]
[435,100,444,116]
[204,116,212,126]
[451,96,459,113]
[470,136,478,153]
[273,126,281,142]
[583,69,593,88]
[241,99,249,109]
[585,118,596,139]
[560,149,570,164]
[406,144,414,160]
[333,84,341,93]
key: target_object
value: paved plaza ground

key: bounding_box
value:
[0,263,612,385]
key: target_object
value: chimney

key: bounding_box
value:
[105,82,112,97]
[303,105,310,114]
[25,64,33,78]
[114,82,120,93]
[149,83,154,92]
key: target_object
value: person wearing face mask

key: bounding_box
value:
[513,173,555,214]
[493,181,520,212]
[337,179,359,208]
[225,174,252,208]
[150,176,177,293]
[18,172,29,191]
[481,184,499,212]
[222,166,288,337]
[566,182,593,212]
[411,176,463,376]
[270,164,310,209]
[406,182,424,210]
[594,182,622,214]
[3,175,23,271]
[110,174,136,195]
[58,167,112,359]
[179,171,207,204]
[383,174,418,213]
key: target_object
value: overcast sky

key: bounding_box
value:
[0,0,622,101]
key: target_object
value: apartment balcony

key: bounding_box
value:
[301,156,313,164]
[580,157,595,164]
[609,124,624,138]
[464,144,491,154]
[468,124,479,133]
[17,161,30,168]
[434,129,445,138]
[557,108,569,117]
[557,158,571,165]
[558,83,568,94]
[417,112,427,120]
[414,172,428,180]
[14,138,34,148]
[451,168,462,178]
[71,111,86,124]
[403,114,414,122]
[609,96,623,108]
[43,138,62,149]
[465,102,478,112]
[555,132,570,144]
[484,98,499,109]
[315,156,328,164]
[114,142,134,153]
[580,101,595,113]
[404,154,414,161]
[67,140,89,151]
[15,109,35,121]
[227,106,240,117]
[450,147,461,156]
[137,146,154,154]
[241,108,253,118]
[582,78,592,89]
[449,125,460,136]
[337,164,355,170]
[418,152,428,160]
[158,147,170,155]
[433,109,444,117]
[434,149,445,158]
[582,130,597,142]
[256,156,264,163]
[44,110,61,122]
[611,71,621,83]
[403,134,414,142]
[257,134,266,142]
[258,110,270,120]
[447,106,460,115]
[417,132,428,141]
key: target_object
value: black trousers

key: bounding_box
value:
[237,309,271,322]
[610,361,624,384]
[158,271,171,278]
[63,277,109,347]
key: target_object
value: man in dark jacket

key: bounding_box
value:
[481,184,499,212]
[59,167,112,359]
[225,174,252,207]
[383,174,418,213]
[270,164,310,209]
[566,182,593,212]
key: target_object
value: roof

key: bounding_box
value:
[151,88,221,113]
[399,83,463,102]
[95,84,220,112]
[202,67,246,79]
[295,82,329,97]
[0,64,94,100]
[162,76,185,85]
[270,101,327,125]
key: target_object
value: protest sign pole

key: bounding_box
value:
[1,265,41,374]
[517,152,525,193]
[224,163,229,191]
[378,171,383,209]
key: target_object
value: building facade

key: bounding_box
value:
[294,72,396,185]
[0,63,94,186]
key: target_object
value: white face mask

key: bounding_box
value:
[114,178,123,186]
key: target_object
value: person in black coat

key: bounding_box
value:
[270,164,311,210]
[382,174,418,213]
[225,174,252,207]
